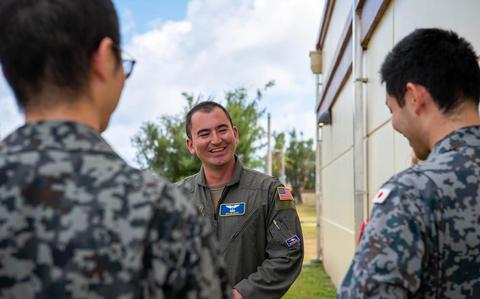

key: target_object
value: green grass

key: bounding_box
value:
[283,263,336,299]
[296,204,317,219]
[301,224,316,238]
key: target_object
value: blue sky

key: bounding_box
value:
[0,0,323,166]
[114,0,190,41]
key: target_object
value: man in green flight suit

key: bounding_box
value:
[179,101,304,299]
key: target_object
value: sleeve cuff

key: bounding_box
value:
[233,279,254,299]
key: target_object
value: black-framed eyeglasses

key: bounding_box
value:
[122,51,136,79]
[112,43,136,79]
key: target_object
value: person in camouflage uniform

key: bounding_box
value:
[0,0,229,298]
[337,29,480,298]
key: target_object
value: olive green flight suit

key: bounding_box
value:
[179,159,304,299]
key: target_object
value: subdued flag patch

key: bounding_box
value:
[373,188,391,204]
[277,187,294,201]
[285,234,301,248]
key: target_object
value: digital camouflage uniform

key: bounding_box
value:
[337,126,480,298]
[0,121,230,299]
[179,159,303,299]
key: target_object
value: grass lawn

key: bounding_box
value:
[283,263,336,299]
[296,204,317,263]
[281,202,337,298]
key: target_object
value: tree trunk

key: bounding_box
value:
[293,186,303,205]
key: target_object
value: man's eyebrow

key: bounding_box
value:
[196,128,211,135]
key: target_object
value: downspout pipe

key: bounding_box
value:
[310,49,323,262]
[315,74,323,261]
[352,3,368,244]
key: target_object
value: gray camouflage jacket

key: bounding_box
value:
[337,126,480,298]
[0,121,230,299]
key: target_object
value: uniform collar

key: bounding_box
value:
[430,125,480,156]
[0,120,115,155]
[196,156,244,187]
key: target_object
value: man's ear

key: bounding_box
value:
[186,138,196,155]
[233,126,239,144]
[91,37,114,82]
[405,82,428,115]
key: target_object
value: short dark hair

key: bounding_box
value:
[380,28,480,113]
[0,0,121,110]
[185,101,234,138]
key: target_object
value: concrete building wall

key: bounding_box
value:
[322,0,351,77]
[316,0,480,288]
[321,73,355,286]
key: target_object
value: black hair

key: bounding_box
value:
[380,28,480,112]
[185,101,234,138]
[0,0,121,110]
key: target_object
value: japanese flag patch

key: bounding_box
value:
[373,188,391,204]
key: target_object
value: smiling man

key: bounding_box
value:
[179,101,303,299]
[337,28,480,298]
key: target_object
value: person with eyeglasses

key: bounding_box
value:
[0,0,229,298]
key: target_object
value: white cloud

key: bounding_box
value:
[0,0,324,165]
[120,8,136,37]
[107,0,323,165]
[0,95,22,138]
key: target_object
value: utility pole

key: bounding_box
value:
[280,149,286,183]
[266,113,272,175]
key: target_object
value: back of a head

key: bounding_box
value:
[380,28,480,113]
[0,0,121,110]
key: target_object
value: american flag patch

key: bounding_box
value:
[277,187,294,201]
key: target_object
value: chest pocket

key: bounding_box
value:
[222,207,262,252]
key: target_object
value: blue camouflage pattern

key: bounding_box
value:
[0,121,230,299]
[337,126,480,299]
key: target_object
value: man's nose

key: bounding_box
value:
[211,132,222,144]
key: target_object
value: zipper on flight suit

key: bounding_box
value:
[214,185,230,238]
[229,208,259,242]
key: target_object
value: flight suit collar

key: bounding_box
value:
[195,155,244,187]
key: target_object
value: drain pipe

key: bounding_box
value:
[310,50,324,261]
[315,75,324,261]
[352,3,368,244]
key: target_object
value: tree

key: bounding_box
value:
[285,130,315,204]
[131,93,202,182]
[225,81,273,169]
[131,82,274,181]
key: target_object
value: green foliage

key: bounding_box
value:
[285,130,315,204]
[131,93,202,182]
[225,81,274,169]
[131,82,274,181]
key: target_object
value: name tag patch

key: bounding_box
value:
[285,234,301,248]
[219,202,246,217]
